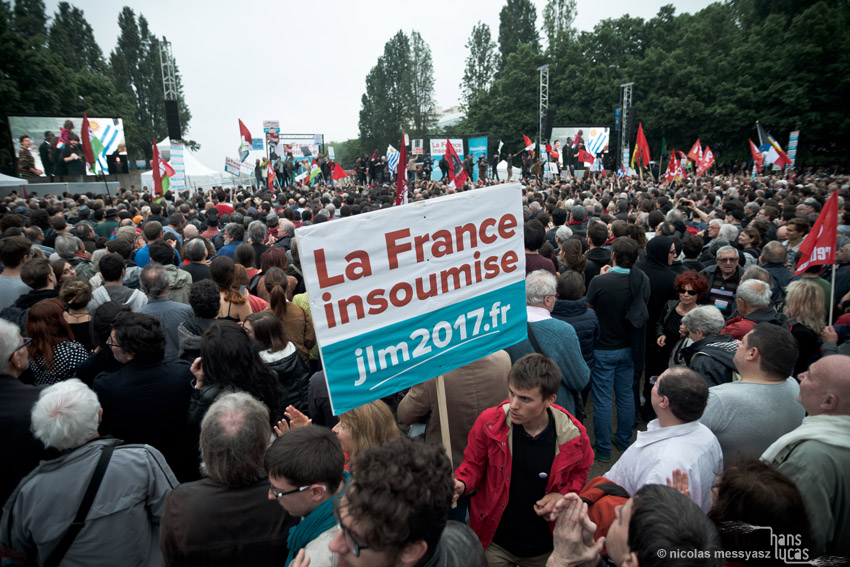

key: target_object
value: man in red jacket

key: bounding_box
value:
[453,354,593,567]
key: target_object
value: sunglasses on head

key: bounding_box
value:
[676,288,698,296]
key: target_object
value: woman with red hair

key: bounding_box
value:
[26,298,89,385]
[655,270,709,368]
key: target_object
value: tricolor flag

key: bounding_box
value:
[394,133,408,206]
[794,191,839,276]
[238,119,252,162]
[756,122,791,168]
[445,138,468,189]
[523,135,535,153]
[749,138,764,172]
[151,137,175,202]
[687,139,702,163]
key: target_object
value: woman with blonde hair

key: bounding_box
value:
[264,267,315,364]
[210,256,252,322]
[785,279,825,377]
[332,399,399,463]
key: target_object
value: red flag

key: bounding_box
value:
[577,149,595,164]
[268,163,276,191]
[545,143,552,154]
[80,113,96,169]
[773,148,791,169]
[445,139,468,188]
[152,137,163,199]
[523,135,535,152]
[634,123,650,168]
[332,162,347,181]
[238,119,252,161]
[664,152,677,183]
[794,191,839,276]
[698,146,715,175]
[394,134,408,206]
[749,139,764,172]
[239,119,252,144]
[687,139,702,162]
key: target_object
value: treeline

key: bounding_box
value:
[0,0,193,174]
[346,0,849,169]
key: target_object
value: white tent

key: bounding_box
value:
[141,144,227,191]
[0,172,29,186]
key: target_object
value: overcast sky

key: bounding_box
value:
[46,0,714,169]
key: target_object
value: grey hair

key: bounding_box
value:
[718,224,739,241]
[745,202,760,213]
[247,220,266,245]
[736,279,771,308]
[761,240,787,264]
[571,205,588,220]
[54,234,81,259]
[682,305,725,337]
[741,265,771,284]
[716,245,739,259]
[90,248,108,272]
[279,219,295,235]
[526,269,557,306]
[31,379,100,451]
[201,392,271,487]
[225,222,244,241]
[140,262,169,298]
[708,218,724,228]
[529,201,542,212]
[265,213,279,228]
[185,238,207,262]
[555,225,573,244]
[0,318,21,375]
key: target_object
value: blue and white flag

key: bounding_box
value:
[617,164,626,178]
[586,129,609,157]
[387,145,400,174]
[95,122,121,172]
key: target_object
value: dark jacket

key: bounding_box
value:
[584,247,611,287]
[159,476,298,567]
[551,298,599,372]
[0,289,59,333]
[420,521,487,567]
[93,359,193,480]
[177,317,217,362]
[680,334,738,386]
[308,371,338,428]
[0,376,45,505]
[635,236,677,327]
[261,346,311,414]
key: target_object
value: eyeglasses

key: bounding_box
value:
[669,249,677,254]
[676,288,699,296]
[269,484,311,501]
[106,338,121,349]
[334,507,371,557]
[9,337,31,360]
[717,257,737,263]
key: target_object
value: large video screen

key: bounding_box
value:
[8,115,126,175]
[551,125,610,157]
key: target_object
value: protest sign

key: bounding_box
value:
[169,142,185,189]
[224,157,243,175]
[297,183,527,415]
[252,138,264,150]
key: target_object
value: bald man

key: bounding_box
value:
[762,355,850,557]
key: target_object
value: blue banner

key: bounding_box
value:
[252,138,264,151]
[322,280,526,415]
[467,137,488,182]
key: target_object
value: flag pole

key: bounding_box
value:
[831,261,837,324]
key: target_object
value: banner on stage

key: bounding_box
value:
[429,138,464,180]
[297,183,527,415]
[468,137,488,182]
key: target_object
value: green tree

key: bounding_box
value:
[460,21,497,108]
[409,30,436,138]
[48,2,104,74]
[542,0,576,49]
[497,0,540,69]
[12,0,45,40]
[109,7,193,161]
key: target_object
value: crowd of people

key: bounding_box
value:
[0,166,849,566]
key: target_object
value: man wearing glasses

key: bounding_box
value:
[0,319,43,505]
[700,245,742,318]
[265,425,347,567]
[327,436,485,567]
